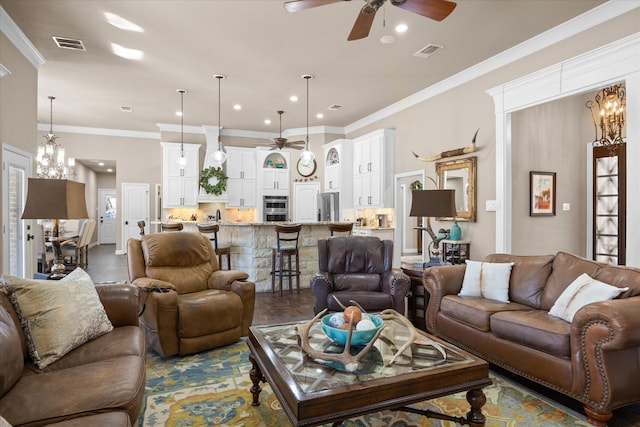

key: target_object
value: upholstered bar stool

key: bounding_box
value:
[161,222,183,232]
[270,223,302,296]
[328,222,353,236]
[197,223,231,270]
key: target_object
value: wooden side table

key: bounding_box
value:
[441,240,471,264]
[401,262,429,331]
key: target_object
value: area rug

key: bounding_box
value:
[139,341,589,427]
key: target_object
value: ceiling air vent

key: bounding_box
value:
[120,106,134,113]
[52,36,86,51]
[414,44,443,58]
[328,104,342,111]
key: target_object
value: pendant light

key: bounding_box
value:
[212,74,227,165]
[36,96,75,179]
[299,74,315,166]
[176,89,188,169]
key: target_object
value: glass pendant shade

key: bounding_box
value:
[176,89,187,169]
[212,139,227,164]
[213,74,227,165]
[299,74,315,166]
[300,146,315,165]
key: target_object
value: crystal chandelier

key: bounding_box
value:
[586,84,626,155]
[36,96,75,179]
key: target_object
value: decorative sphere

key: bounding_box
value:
[343,306,362,324]
[356,318,376,331]
[328,312,345,328]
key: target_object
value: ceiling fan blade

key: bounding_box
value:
[391,0,456,22]
[348,4,377,41]
[284,0,346,13]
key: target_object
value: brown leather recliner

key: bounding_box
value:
[310,236,410,315]
[127,232,255,358]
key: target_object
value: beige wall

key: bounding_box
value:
[0,31,38,267]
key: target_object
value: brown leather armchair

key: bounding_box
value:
[127,232,255,357]
[310,236,410,315]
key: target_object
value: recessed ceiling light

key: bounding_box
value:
[264,119,271,125]
[98,162,105,166]
[233,104,242,110]
[290,95,298,102]
[316,113,324,119]
[395,23,408,33]
[107,168,113,172]
[380,35,395,44]
[104,12,144,32]
[176,111,183,117]
[111,43,143,60]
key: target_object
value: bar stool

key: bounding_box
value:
[270,223,302,296]
[137,220,146,236]
[328,222,353,236]
[161,222,183,232]
[197,223,231,270]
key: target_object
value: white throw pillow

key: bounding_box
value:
[459,260,514,303]
[549,273,628,322]
[1,268,113,369]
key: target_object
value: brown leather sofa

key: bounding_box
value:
[0,284,145,426]
[127,232,255,357]
[423,251,640,426]
[311,236,410,314]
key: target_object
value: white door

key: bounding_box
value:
[294,182,320,222]
[122,183,149,253]
[98,188,116,244]
[2,145,32,278]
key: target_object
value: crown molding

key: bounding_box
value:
[0,6,45,69]
[37,123,159,139]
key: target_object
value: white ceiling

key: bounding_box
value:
[1,0,605,137]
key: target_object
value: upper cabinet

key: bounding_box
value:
[322,139,353,217]
[225,146,257,207]
[352,129,395,208]
[162,142,200,208]
[258,150,290,195]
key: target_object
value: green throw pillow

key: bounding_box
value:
[0,268,113,369]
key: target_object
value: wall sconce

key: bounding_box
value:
[586,84,625,155]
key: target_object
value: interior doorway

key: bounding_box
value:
[394,170,425,264]
[2,144,32,278]
[98,188,117,244]
[121,183,149,254]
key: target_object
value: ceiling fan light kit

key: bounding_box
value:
[212,74,227,165]
[284,0,456,41]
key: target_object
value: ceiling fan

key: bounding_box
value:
[284,0,457,41]
[270,111,305,150]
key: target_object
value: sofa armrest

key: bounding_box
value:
[310,272,332,315]
[570,296,640,409]
[422,265,466,333]
[381,269,411,315]
[209,270,250,291]
[96,283,140,327]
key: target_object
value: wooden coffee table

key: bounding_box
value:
[247,317,491,426]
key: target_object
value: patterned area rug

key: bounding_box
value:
[139,341,589,427]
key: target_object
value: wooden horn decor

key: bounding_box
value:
[412,128,479,162]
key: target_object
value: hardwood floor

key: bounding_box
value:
[86,244,640,426]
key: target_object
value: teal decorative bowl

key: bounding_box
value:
[321,313,383,346]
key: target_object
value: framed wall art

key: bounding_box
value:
[530,171,556,216]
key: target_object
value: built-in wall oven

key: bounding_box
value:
[263,195,289,222]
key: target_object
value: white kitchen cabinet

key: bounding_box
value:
[225,147,257,207]
[162,142,200,208]
[293,182,320,222]
[352,129,394,208]
[258,150,290,195]
[322,139,353,217]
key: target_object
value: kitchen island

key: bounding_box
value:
[149,221,395,292]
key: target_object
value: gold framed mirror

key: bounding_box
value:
[436,156,477,222]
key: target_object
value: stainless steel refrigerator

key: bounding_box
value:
[317,192,340,221]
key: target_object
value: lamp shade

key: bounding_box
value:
[409,189,456,218]
[21,178,89,220]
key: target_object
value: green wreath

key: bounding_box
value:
[199,166,228,196]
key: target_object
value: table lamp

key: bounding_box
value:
[409,189,456,266]
[21,178,89,278]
